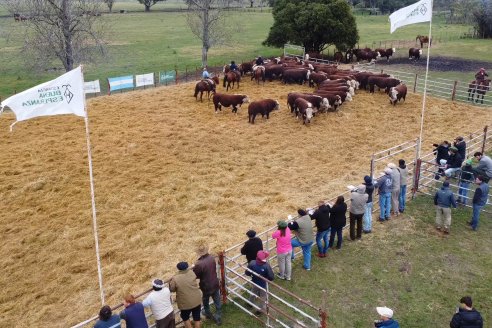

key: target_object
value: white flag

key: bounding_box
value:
[389,0,432,34]
[0,66,86,127]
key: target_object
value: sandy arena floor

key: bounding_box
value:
[1,77,491,326]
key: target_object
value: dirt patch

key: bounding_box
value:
[376,55,492,72]
[0,78,491,327]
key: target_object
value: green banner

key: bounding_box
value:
[159,71,176,84]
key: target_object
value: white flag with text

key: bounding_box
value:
[0,66,86,126]
[389,0,432,33]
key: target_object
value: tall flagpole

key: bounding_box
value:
[418,0,433,157]
[81,65,105,305]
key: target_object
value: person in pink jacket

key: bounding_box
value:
[272,220,292,281]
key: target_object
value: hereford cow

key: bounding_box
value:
[294,98,314,124]
[315,90,352,103]
[389,84,407,105]
[282,69,311,84]
[375,48,396,62]
[212,93,250,113]
[367,76,401,94]
[355,72,391,90]
[311,92,343,110]
[264,64,284,80]
[248,99,280,123]
[355,49,381,62]
[240,62,254,76]
[308,72,328,87]
[287,93,330,113]
[318,84,354,96]
[409,48,423,60]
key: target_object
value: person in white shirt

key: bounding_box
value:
[142,279,175,328]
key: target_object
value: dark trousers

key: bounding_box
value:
[349,212,363,240]
[329,227,343,249]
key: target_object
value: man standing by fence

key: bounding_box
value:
[246,250,274,315]
[470,176,490,231]
[374,168,393,222]
[289,209,315,271]
[434,181,457,234]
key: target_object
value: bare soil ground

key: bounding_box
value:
[375,55,492,72]
[1,78,491,327]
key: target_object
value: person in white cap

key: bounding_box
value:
[374,306,399,327]
[142,279,175,328]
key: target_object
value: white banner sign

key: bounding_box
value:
[0,66,86,126]
[135,73,155,87]
[84,80,101,94]
[389,0,432,33]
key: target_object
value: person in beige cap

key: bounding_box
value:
[374,306,399,327]
[387,163,401,216]
[349,185,368,240]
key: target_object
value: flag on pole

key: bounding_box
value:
[389,0,432,33]
[0,66,86,128]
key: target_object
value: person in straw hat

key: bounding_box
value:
[142,279,175,328]
[374,306,399,327]
[169,262,202,328]
[193,244,222,326]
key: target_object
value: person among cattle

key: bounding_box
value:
[362,175,375,233]
[457,160,474,205]
[387,163,401,217]
[169,262,202,328]
[433,140,450,179]
[94,305,121,328]
[349,184,368,241]
[193,244,222,326]
[453,136,467,160]
[309,200,331,257]
[444,147,463,178]
[229,60,239,72]
[450,296,483,328]
[246,250,274,315]
[142,279,175,328]
[328,196,347,250]
[475,68,488,82]
[119,294,149,328]
[374,168,393,222]
[288,209,314,271]
[271,220,292,280]
[471,152,492,182]
[202,67,210,79]
[255,56,265,66]
[398,159,409,213]
[469,175,490,231]
[434,181,457,234]
[240,230,264,264]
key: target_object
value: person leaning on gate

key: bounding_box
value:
[453,136,467,161]
[450,296,483,328]
[387,163,401,217]
[349,184,368,241]
[240,230,263,264]
[444,147,463,179]
[398,159,409,213]
[434,181,457,234]
[142,279,175,328]
[469,175,490,231]
[288,209,315,271]
[457,159,474,205]
[119,294,149,328]
[93,305,121,328]
[433,140,450,180]
[471,152,492,183]
[374,168,393,222]
[245,250,274,315]
[362,175,375,233]
[309,200,331,257]
[193,244,222,326]
[169,262,202,328]
[272,220,292,281]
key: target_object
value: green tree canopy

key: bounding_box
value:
[263,0,359,53]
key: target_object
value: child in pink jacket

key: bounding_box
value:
[272,220,292,280]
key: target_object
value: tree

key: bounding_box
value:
[473,0,492,37]
[264,0,359,53]
[185,0,238,67]
[2,0,107,72]
[138,0,166,12]
[104,0,115,13]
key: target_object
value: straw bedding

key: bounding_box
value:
[0,78,490,326]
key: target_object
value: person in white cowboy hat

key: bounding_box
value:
[374,306,400,327]
[142,279,175,328]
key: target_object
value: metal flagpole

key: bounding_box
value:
[81,65,105,305]
[418,0,433,158]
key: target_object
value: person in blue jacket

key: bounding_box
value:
[374,306,399,328]
[94,305,121,328]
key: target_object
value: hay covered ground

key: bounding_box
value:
[1,78,491,327]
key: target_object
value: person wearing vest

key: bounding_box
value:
[398,159,409,213]
[169,262,202,328]
[288,209,314,271]
[363,176,375,233]
[119,294,148,328]
[470,176,490,231]
[142,279,175,328]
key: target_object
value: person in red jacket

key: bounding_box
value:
[475,68,488,82]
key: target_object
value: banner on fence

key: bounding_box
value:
[135,73,155,87]
[84,80,101,94]
[159,71,176,84]
[108,75,134,93]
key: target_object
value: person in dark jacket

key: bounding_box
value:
[193,244,221,325]
[374,168,393,221]
[94,305,121,328]
[246,250,274,315]
[310,200,331,258]
[458,160,474,205]
[328,196,347,250]
[119,294,149,328]
[363,175,375,233]
[241,230,263,263]
[434,181,457,234]
[469,176,490,231]
[433,141,450,179]
[474,68,488,82]
[453,136,467,160]
[444,147,463,178]
[229,61,239,71]
[255,56,265,66]
[450,296,483,328]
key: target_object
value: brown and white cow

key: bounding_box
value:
[375,48,396,62]
[212,93,250,113]
[314,90,352,103]
[389,84,407,105]
[287,92,330,114]
[308,72,328,87]
[311,91,344,110]
[248,99,280,123]
[367,76,401,94]
[282,69,311,84]
[294,98,314,124]
[409,48,423,60]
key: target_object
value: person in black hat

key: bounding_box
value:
[142,279,175,328]
[240,230,263,263]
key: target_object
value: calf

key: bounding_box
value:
[367,76,401,93]
[389,84,407,105]
[409,48,423,60]
[294,98,314,124]
[213,93,250,113]
[248,99,280,123]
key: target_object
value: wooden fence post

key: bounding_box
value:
[413,73,418,93]
[451,81,458,101]
[320,289,328,328]
[482,125,488,154]
[218,251,228,304]
[412,158,422,199]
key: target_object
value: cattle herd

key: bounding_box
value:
[194,54,409,125]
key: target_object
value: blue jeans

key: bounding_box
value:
[399,185,407,212]
[458,182,470,205]
[291,238,313,270]
[471,203,484,230]
[379,192,391,220]
[202,289,222,320]
[363,202,373,231]
[316,229,331,254]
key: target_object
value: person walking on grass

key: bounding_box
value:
[349,185,368,241]
[328,196,347,250]
[374,168,393,222]
[398,159,409,213]
[288,209,314,271]
[142,279,175,328]
[246,250,274,315]
[272,220,292,280]
[363,175,375,233]
[169,262,202,328]
[310,200,331,257]
[450,296,483,328]
[434,181,457,234]
[469,176,490,231]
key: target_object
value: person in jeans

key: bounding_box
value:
[310,200,331,257]
[349,185,368,240]
[457,160,474,205]
[398,159,408,213]
[288,209,314,271]
[374,168,393,222]
[450,296,483,328]
[142,279,175,328]
[328,196,347,250]
[444,147,463,178]
[246,250,274,315]
[363,175,375,233]
[469,176,490,231]
[434,181,457,234]
[272,220,292,280]
[193,245,222,326]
